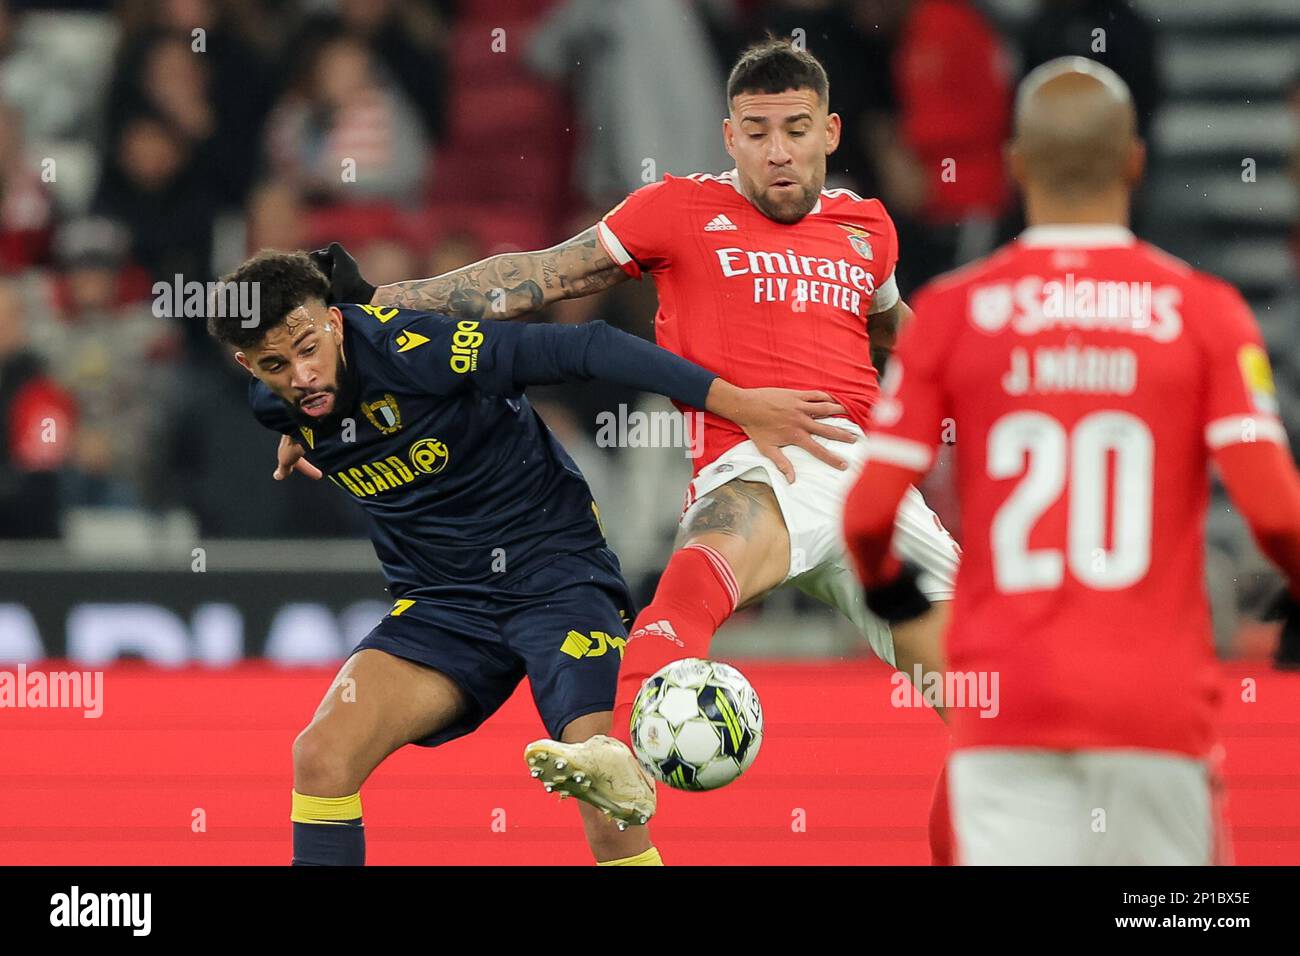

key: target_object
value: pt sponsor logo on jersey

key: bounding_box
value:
[361,394,402,435]
[326,435,450,498]
[704,213,738,232]
[407,436,451,475]
[840,224,874,261]
[968,275,1182,342]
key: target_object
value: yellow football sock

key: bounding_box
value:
[598,846,664,866]
[291,790,365,865]
[291,789,363,824]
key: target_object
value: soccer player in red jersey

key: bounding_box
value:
[843,57,1300,864]
[298,39,961,833]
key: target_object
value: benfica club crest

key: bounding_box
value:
[361,394,402,435]
[842,225,874,261]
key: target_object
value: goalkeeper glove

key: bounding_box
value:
[309,242,376,305]
[1264,586,1300,669]
[864,559,932,624]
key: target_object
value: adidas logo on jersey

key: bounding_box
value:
[629,620,685,647]
[704,214,737,232]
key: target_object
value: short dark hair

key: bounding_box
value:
[726,37,829,106]
[207,250,330,350]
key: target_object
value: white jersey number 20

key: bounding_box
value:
[988,410,1153,593]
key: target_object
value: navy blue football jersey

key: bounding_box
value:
[248,304,613,600]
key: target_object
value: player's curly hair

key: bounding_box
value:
[207,250,331,349]
[726,36,829,106]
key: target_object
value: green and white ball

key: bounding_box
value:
[629,658,763,791]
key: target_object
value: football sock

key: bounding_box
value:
[612,544,738,744]
[291,790,365,866]
[597,846,664,866]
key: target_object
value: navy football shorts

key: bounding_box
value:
[352,547,634,747]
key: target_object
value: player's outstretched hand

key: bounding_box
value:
[723,386,856,483]
[273,434,322,481]
[308,242,377,305]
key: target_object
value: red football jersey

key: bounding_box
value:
[868,224,1284,757]
[597,170,900,472]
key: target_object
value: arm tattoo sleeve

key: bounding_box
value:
[373,226,628,320]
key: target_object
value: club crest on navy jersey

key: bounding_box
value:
[361,394,402,435]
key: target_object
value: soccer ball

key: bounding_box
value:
[629,658,763,791]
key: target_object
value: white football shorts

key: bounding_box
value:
[948,747,1227,865]
[681,418,959,665]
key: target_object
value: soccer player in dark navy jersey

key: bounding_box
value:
[208,251,854,866]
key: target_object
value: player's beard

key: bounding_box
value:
[748,178,821,224]
[289,347,359,432]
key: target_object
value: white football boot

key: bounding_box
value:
[524,734,656,828]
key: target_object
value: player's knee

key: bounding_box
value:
[559,710,612,743]
[292,725,361,796]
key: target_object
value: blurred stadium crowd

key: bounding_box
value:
[0,0,1296,648]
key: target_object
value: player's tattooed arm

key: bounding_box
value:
[868,299,913,374]
[372,226,629,320]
